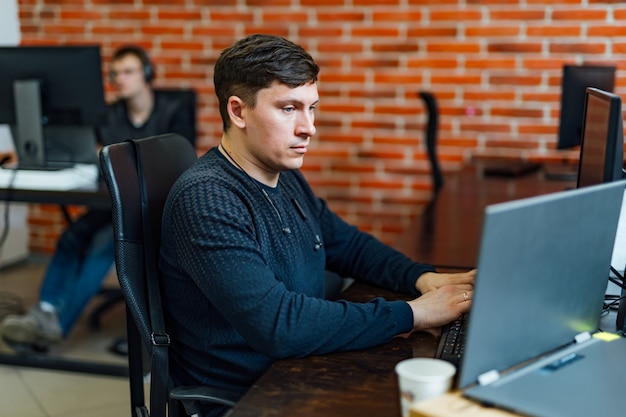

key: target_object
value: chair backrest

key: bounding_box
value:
[418,91,444,195]
[155,88,197,145]
[100,133,196,347]
[99,133,197,417]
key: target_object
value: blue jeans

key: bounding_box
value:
[38,209,114,336]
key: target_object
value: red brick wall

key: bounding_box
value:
[17,0,626,251]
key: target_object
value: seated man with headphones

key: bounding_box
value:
[0,45,195,350]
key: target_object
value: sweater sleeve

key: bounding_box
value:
[321,202,436,296]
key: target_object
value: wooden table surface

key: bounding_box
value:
[394,163,574,269]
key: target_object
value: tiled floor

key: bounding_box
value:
[0,256,142,417]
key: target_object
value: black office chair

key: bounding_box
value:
[154,89,198,146]
[99,134,240,417]
[89,88,197,332]
[418,91,444,196]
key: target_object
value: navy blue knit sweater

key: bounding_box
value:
[160,148,436,411]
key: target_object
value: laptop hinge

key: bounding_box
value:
[574,332,591,343]
[477,369,500,386]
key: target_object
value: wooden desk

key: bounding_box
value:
[394,163,574,269]
[229,164,572,417]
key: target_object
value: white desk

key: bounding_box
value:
[0,164,99,191]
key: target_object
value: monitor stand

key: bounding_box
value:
[10,80,96,172]
[12,79,47,170]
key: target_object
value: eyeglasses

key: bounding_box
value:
[109,67,142,81]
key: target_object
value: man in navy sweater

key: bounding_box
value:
[160,34,475,417]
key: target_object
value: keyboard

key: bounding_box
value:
[435,313,469,367]
[0,164,99,190]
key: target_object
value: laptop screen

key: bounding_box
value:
[458,180,625,389]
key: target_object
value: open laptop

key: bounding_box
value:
[446,180,626,416]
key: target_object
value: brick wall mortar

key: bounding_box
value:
[16,0,626,250]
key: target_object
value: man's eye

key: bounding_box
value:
[283,107,295,113]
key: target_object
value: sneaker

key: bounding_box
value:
[1,304,63,347]
[0,291,24,321]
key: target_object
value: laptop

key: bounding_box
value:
[442,180,626,416]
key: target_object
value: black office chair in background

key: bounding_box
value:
[418,90,444,196]
[154,89,198,146]
[88,88,197,333]
[99,134,240,417]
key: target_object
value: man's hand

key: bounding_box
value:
[406,284,473,332]
[0,151,17,166]
[416,269,476,294]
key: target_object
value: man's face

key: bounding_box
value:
[239,80,318,177]
[109,54,149,99]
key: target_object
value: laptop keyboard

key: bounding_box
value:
[436,313,469,366]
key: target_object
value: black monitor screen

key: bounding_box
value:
[0,45,105,125]
[576,87,624,188]
[0,45,105,168]
[558,64,616,150]
[576,88,626,335]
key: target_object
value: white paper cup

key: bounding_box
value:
[395,358,456,417]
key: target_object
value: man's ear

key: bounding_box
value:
[227,96,246,129]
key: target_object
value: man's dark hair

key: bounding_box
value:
[214,34,320,131]
[110,45,154,83]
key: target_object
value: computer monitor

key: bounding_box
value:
[0,45,105,169]
[557,64,616,150]
[575,88,626,334]
[576,87,625,188]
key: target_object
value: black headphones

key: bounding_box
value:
[108,45,154,83]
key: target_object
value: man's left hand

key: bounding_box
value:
[416,269,476,294]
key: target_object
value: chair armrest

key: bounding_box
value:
[170,384,240,415]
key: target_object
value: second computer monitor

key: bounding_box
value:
[0,45,105,169]
[558,64,616,150]
[576,87,625,189]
